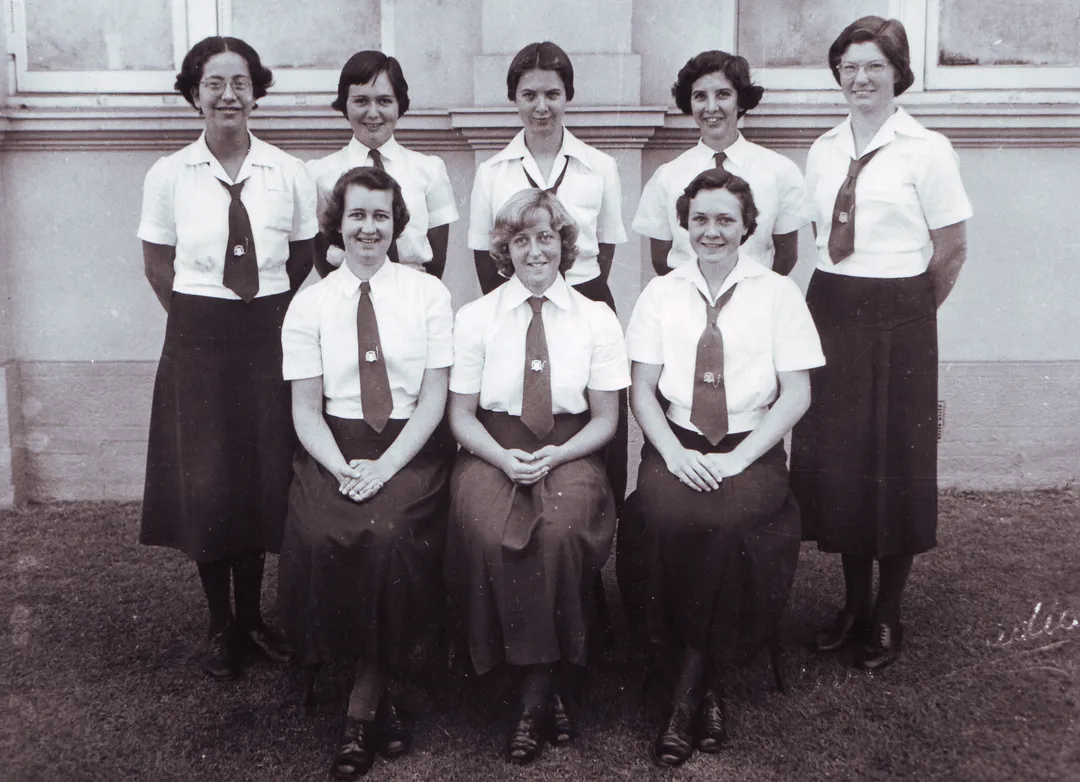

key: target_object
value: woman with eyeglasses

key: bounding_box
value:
[138,36,316,680]
[790,17,972,671]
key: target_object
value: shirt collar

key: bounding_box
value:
[497,272,573,314]
[824,107,926,156]
[184,131,278,181]
[347,134,403,166]
[692,133,748,167]
[330,257,395,298]
[670,249,768,303]
[489,128,594,171]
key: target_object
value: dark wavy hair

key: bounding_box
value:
[330,50,410,117]
[828,16,915,96]
[676,169,759,245]
[672,50,764,117]
[489,189,579,278]
[322,167,411,250]
[174,36,273,109]
[506,41,575,102]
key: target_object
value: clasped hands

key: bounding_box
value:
[500,445,563,486]
[335,459,392,502]
[663,447,747,492]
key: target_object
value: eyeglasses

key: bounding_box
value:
[200,77,253,96]
[838,61,889,78]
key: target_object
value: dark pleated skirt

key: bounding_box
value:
[140,292,295,562]
[790,270,938,557]
[621,425,801,668]
[277,416,451,667]
[444,411,616,675]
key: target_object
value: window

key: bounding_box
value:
[10,0,391,94]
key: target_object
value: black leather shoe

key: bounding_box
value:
[506,707,546,764]
[201,627,239,680]
[652,701,695,768]
[815,609,870,652]
[857,621,904,671]
[330,718,375,780]
[695,689,726,753]
[240,621,294,663]
[548,692,575,747]
[375,695,411,759]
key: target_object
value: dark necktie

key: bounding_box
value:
[714,151,727,171]
[827,146,882,263]
[220,180,259,302]
[520,296,554,438]
[689,284,738,446]
[367,149,399,263]
[523,159,569,195]
[356,281,393,433]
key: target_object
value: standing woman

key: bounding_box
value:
[469,40,630,523]
[278,166,454,781]
[632,50,810,277]
[308,51,458,279]
[446,189,629,763]
[623,169,823,767]
[790,17,972,671]
[138,37,316,679]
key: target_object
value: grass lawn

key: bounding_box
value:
[2,488,1078,781]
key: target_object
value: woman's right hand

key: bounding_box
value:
[334,462,364,498]
[661,446,722,492]
[500,448,550,486]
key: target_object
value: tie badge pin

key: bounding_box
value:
[838,212,850,224]
[365,349,379,363]
[233,244,246,256]
[703,371,723,387]
[530,359,546,373]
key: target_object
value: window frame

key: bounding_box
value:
[9,0,393,95]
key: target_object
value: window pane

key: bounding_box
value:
[737,0,889,67]
[229,0,381,70]
[939,0,1080,66]
[26,0,173,71]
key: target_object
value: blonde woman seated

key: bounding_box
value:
[278,166,453,781]
[445,189,629,764]
[622,169,823,767]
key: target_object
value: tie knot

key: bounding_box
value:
[528,296,546,314]
[223,180,245,199]
[360,281,372,296]
[369,149,384,169]
[714,151,727,169]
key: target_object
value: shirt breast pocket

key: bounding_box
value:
[567,175,603,220]
[263,192,295,233]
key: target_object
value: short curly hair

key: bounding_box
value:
[174,37,273,109]
[322,167,411,250]
[506,41,575,102]
[671,50,764,117]
[828,16,915,96]
[489,189,579,278]
[676,169,759,246]
[330,50,410,117]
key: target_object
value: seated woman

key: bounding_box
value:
[622,169,824,767]
[277,166,454,781]
[445,189,629,764]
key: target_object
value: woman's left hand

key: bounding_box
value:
[528,444,566,476]
[342,459,395,502]
[705,451,750,479]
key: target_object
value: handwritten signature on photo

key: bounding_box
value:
[991,602,1079,648]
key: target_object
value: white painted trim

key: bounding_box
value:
[381,0,394,57]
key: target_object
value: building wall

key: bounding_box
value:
[1,0,1078,503]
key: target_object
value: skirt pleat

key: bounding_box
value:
[444,411,615,675]
[790,271,938,557]
[140,292,295,561]
[277,416,451,667]
[624,426,800,667]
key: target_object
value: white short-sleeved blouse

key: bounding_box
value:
[805,107,973,278]
[306,136,459,272]
[625,254,824,435]
[282,261,454,420]
[138,132,318,299]
[451,274,630,415]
